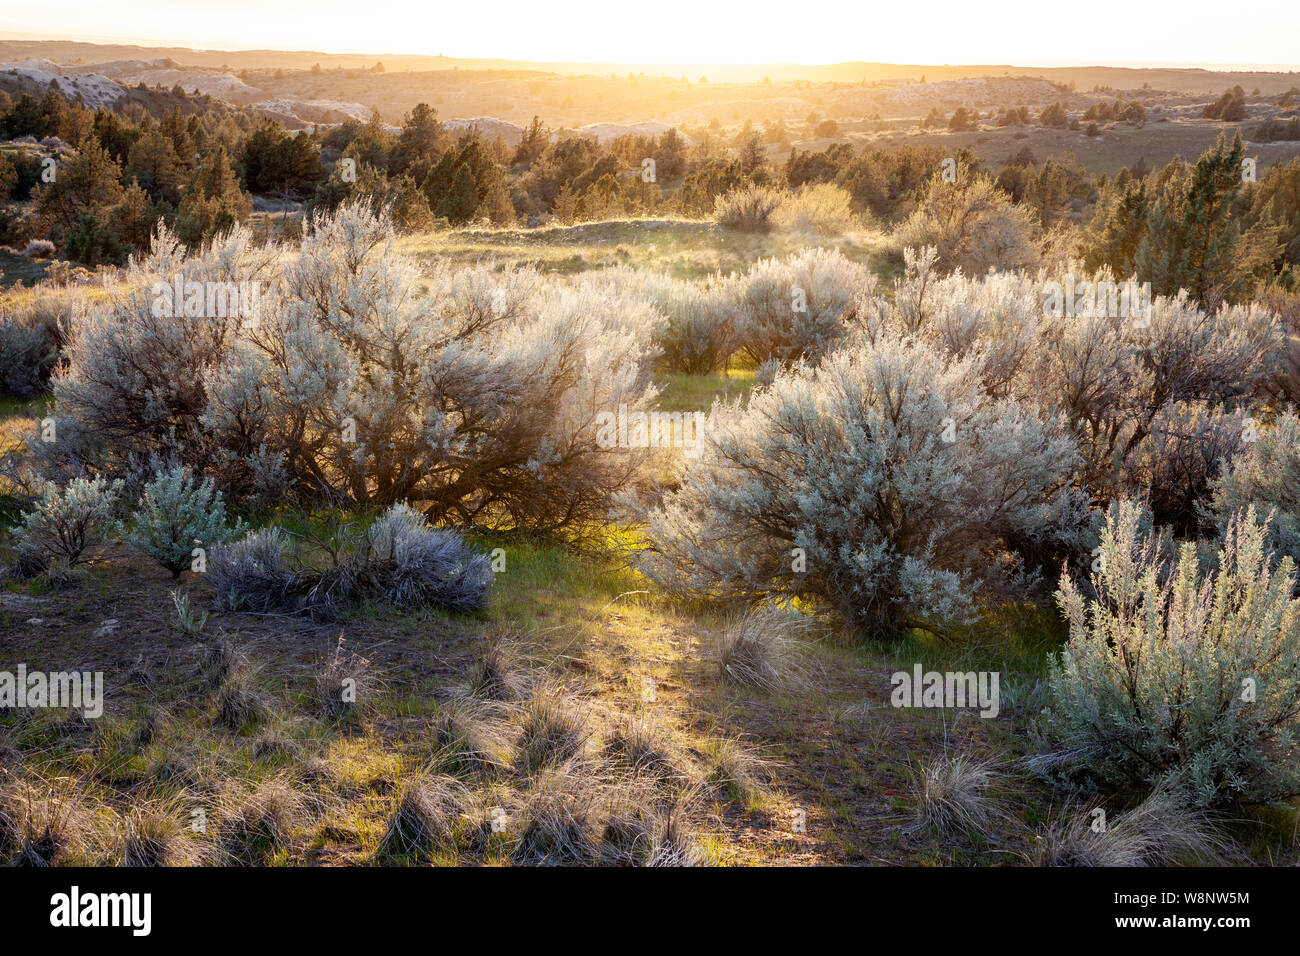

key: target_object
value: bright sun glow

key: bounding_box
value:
[2,0,1299,68]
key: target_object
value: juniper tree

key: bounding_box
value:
[1136,132,1280,307]
[436,164,480,225]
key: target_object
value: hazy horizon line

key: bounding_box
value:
[2,30,1298,74]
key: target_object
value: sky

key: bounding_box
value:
[1,0,1298,68]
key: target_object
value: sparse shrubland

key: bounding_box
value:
[8,114,1300,872]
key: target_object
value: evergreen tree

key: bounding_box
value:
[393,103,449,179]
[1080,179,1149,274]
[475,164,516,225]
[1136,133,1279,305]
[109,180,164,252]
[64,209,123,265]
[512,116,548,169]
[126,128,185,204]
[175,146,252,248]
[388,174,434,231]
[3,93,44,138]
[738,133,766,176]
[435,163,479,224]
[422,149,458,210]
[34,136,123,237]
[0,151,15,200]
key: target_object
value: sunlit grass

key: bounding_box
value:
[398,218,895,280]
[656,367,757,412]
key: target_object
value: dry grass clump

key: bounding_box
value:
[252,729,304,763]
[599,784,710,867]
[0,777,92,866]
[512,765,710,867]
[462,784,519,857]
[376,775,469,861]
[1029,789,1234,867]
[909,754,1001,836]
[201,631,246,689]
[212,657,269,733]
[517,683,594,774]
[710,605,811,693]
[468,638,530,701]
[512,764,607,866]
[310,634,374,723]
[431,701,514,779]
[602,713,692,785]
[148,750,201,789]
[119,803,196,867]
[217,779,307,865]
[698,736,770,806]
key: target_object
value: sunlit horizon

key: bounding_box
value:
[1,0,1299,71]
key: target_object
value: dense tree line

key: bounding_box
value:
[2,80,1299,303]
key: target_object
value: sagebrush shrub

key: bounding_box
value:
[870,251,1281,504]
[0,286,84,398]
[774,183,859,235]
[1205,410,1300,565]
[1042,292,1278,497]
[636,335,1087,635]
[0,318,52,399]
[33,225,276,486]
[125,462,246,577]
[12,477,123,571]
[1048,500,1300,807]
[730,247,873,365]
[208,503,492,619]
[1131,403,1245,532]
[647,277,736,375]
[894,171,1039,274]
[46,205,656,535]
[714,184,782,232]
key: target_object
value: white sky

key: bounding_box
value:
[1,0,1297,68]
